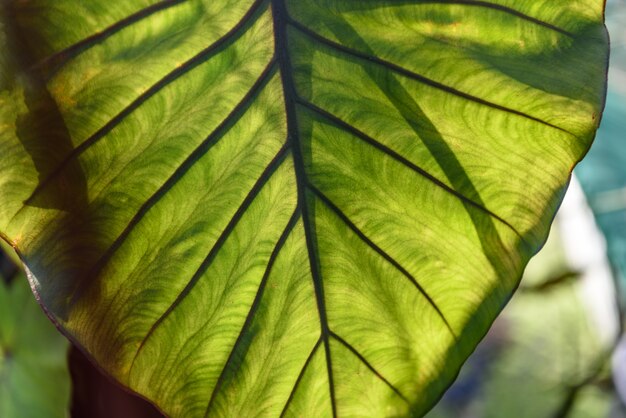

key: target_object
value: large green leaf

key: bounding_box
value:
[0,1,607,416]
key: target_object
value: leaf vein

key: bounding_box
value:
[69,57,278,308]
[272,1,338,416]
[25,0,269,205]
[297,98,526,244]
[128,142,291,377]
[287,17,574,136]
[330,331,410,404]
[279,337,323,418]
[203,207,301,417]
[36,0,189,75]
[416,1,573,37]
[307,183,456,338]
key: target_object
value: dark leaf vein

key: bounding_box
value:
[308,183,456,338]
[69,57,278,307]
[203,207,301,416]
[25,0,269,205]
[272,1,338,416]
[330,331,410,403]
[36,0,189,75]
[417,1,573,37]
[287,17,574,136]
[297,98,525,243]
[128,142,291,376]
[279,337,323,418]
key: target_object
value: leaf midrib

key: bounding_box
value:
[271,0,338,416]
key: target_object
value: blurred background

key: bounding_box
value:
[1,1,625,417]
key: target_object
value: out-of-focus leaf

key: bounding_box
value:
[568,384,625,418]
[0,1,608,416]
[0,258,70,418]
[478,282,604,418]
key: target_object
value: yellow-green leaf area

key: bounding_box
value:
[0,0,608,417]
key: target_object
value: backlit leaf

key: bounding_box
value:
[0,1,608,416]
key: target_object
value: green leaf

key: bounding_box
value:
[0,254,70,418]
[0,1,608,416]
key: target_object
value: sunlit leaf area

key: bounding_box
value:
[0,0,623,417]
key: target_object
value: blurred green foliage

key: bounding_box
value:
[0,243,70,418]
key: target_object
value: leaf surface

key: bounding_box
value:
[0,1,608,416]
